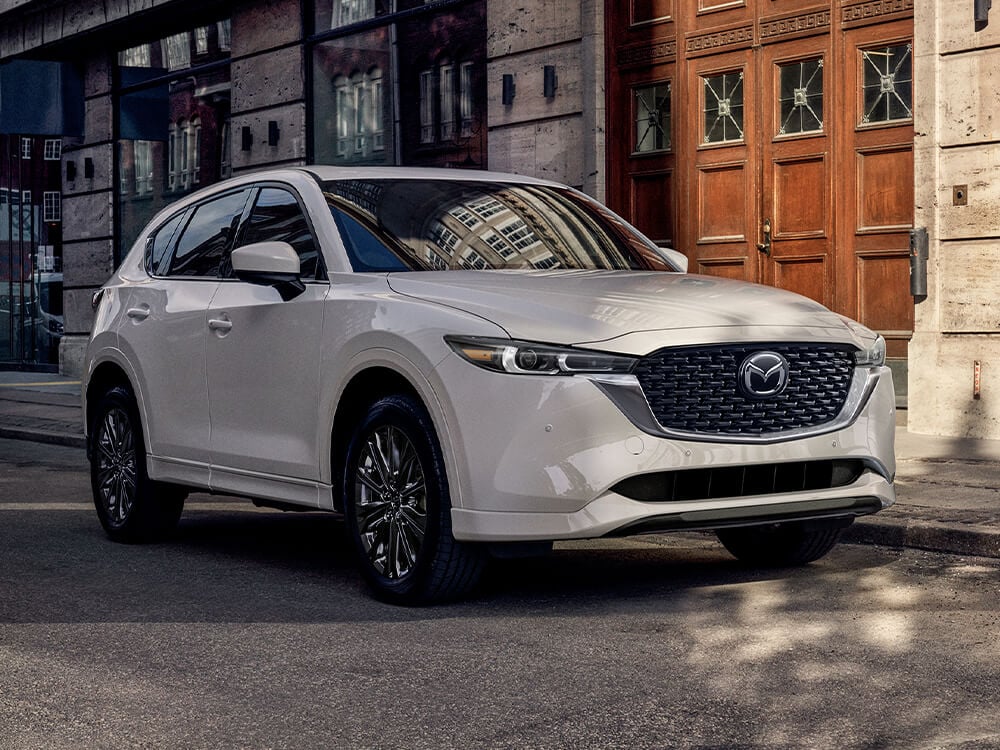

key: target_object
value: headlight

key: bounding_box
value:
[445,336,636,376]
[854,334,886,367]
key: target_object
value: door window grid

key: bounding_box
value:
[634,82,671,153]
[778,58,824,136]
[861,43,912,125]
[703,71,744,144]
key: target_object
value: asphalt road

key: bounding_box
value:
[2,438,999,750]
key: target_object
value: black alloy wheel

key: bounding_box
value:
[90,384,185,542]
[344,394,484,605]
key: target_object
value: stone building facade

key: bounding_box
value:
[908,0,1000,439]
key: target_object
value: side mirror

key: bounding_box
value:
[659,245,689,273]
[231,241,305,301]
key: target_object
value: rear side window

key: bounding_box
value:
[147,211,186,276]
[238,188,322,279]
[168,189,252,277]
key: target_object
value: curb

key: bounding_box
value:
[0,427,87,450]
[845,517,1000,560]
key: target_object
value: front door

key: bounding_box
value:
[607,0,914,361]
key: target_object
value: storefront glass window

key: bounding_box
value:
[310,0,486,169]
[116,20,231,259]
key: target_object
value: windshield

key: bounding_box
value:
[321,179,681,273]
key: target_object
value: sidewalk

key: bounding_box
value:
[1,369,998,559]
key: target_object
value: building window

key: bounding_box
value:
[861,43,913,125]
[43,139,62,160]
[220,120,232,179]
[779,58,823,135]
[20,138,31,159]
[634,82,671,153]
[164,32,191,71]
[459,61,475,137]
[310,1,486,168]
[43,192,61,222]
[217,20,231,51]
[119,43,152,67]
[703,70,744,144]
[420,69,435,143]
[195,26,210,55]
[135,141,153,195]
[439,62,455,141]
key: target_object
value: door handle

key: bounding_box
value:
[757,217,772,256]
[208,317,233,332]
[126,306,150,321]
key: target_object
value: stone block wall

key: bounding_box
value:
[909,0,1000,438]
[486,0,605,199]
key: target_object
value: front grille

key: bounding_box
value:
[612,459,866,503]
[633,343,856,436]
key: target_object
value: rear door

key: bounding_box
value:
[117,188,253,472]
[206,184,329,498]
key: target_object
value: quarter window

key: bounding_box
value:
[147,211,188,276]
[237,188,322,279]
[168,189,251,277]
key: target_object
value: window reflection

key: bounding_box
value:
[116,19,231,258]
[323,180,680,273]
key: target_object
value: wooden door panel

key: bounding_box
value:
[773,256,828,304]
[630,170,675,246]
[856,145,913,231]
[773,154,827,237]
[697,162,747,242]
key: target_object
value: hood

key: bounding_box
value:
[387,270,864,353]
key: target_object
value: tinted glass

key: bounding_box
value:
[323,180,681,273]
[238,188,321,279]
[147,210,187,276]
[169,190,250,277]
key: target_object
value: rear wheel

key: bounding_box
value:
[344,394,484,605]
[715,518,848,566]
[90,384,185,542]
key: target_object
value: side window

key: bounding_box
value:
[168,189,251,277]
[331,207,409,272]
[146,210,187,276]
[238,188,321,279]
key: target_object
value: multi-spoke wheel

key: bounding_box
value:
[716,518,849,567]
[90,385,185,542]
[344,395,484,605]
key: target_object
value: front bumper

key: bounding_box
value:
[434,355,896,542]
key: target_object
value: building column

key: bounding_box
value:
[59,51,116,378]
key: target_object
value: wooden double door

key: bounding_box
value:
[608,0,914,359]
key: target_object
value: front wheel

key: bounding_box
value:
[715,518,849,566]
[90,384,186,543]
[343,395,484,605]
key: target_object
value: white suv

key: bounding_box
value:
[84,167,895,604]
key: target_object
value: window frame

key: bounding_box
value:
[228,182,328,282]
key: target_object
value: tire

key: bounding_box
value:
[715,518,849,567]
[343,394,485,605]
[90,384,186,543]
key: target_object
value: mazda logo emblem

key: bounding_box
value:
[738,352,790,399]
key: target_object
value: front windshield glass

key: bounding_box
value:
[321,179,681,273]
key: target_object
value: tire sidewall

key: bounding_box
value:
[343,395,449,603]
[90,384,152,541]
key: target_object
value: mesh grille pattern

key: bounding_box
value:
[634,344,856,435]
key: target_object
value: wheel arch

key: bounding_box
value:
[85,359,136,455]
[329,366,427,513]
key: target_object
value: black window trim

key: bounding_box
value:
[145,187,255,280]
[225,180,329,283]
